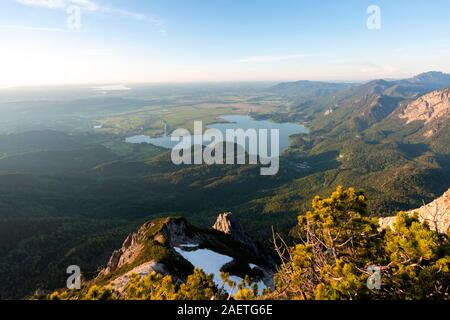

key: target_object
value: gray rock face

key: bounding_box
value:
[100,231,142,276]
[380,188,450,234]
[100,218,200,277]
[109,261,168,294]
[160,218,202,247]
[213,212,259,255]
[399,88,450,137]
[407,189,450,233]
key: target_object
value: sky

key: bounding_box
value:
[0,0,450,87]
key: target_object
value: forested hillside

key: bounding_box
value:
[1,73,449,299]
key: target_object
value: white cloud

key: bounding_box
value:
[98,6,165,33]
[69,0,98,12]
[100,6,145,20]
[14,0,163,24]
[0,24,67,32]
[235,54,307,63]
[148,16,166,34]
[16,0,97,11]
[16,0,66,9]
[14,0,166,33]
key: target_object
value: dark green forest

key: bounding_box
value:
[1,72,450,299]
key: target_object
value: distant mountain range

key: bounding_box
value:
[272,71,450,97]
[271,80,353,97]
[409,71,450,85]
[299,71,450,139]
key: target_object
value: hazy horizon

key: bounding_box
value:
[2,70,449,91]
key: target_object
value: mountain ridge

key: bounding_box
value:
[91,215,274,297]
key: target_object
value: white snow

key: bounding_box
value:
[174,246,267,296]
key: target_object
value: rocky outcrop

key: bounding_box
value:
[109,261,168,293]
[399,88,450,137]
[380,188,450,234]
[95,214,271,295]
[99,218,199,277]
[213,212,259,255]
[100,232,143,276]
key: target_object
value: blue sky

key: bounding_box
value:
[1,0,450,86]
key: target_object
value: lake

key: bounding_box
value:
[125,115,308,154]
